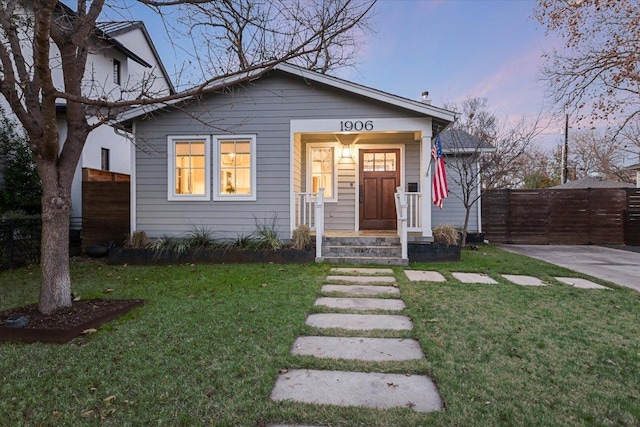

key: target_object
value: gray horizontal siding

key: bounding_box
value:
[431,157,480,232]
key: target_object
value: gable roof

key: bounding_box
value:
[551,176,635,189]
[438,128,495,153]
[96,21,175,94]
[116,62,457,131]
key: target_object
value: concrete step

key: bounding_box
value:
[330,267,395,275]
[325,275,396,285]
[291,336,424,361]
[271,369,442,413]
[322,256,407,266]
[321,284,400,296]
[323,236,400,246]
[306,313,413,331]
[323,245,402,257]
[314,297,405,311]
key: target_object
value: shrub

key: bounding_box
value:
[125,231,149,248]
[432,224,460,246]
[253,214,282,250]
[291,224,312,250]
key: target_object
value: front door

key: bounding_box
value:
[359,149,400,230]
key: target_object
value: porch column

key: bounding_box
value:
[420,130,433,238]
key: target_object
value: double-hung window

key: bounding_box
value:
[214,135,256,201]
[307,144,336,202]
[167,136,211,201]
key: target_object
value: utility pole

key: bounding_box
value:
[562,113,569,184]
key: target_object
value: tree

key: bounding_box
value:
[443,98,545,246]
[0,109,42,214]
[535,0,640,134]
[0,0,375,314]
[557,129,634,182]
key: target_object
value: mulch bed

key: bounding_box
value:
[0,299,144,344]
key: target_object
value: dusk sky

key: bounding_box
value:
[125,0,564,148]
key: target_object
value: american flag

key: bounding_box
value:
[432,133,448,209]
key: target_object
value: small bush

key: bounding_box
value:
[291,224,312,250]
[253,214,281,250]
[432,224,460,246]
[125,231,149,248]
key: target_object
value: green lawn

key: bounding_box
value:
[1,246,639,426]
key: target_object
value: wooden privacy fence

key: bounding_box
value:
[482,188,640,245]
[82,168,130,250]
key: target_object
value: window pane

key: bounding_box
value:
[218,139,253,196]
[363,153,374,171]
[385,153,396,171]
[174,141,206,195]
[310,147,333,199]
[236,141,251,153]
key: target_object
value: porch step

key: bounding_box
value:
[322,256,408,266]
[320,235,406,266]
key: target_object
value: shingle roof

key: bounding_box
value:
[551,176,635,189]
[438,129,495,152]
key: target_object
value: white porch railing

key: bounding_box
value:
[406,192,422,231]
[294,189,324,259]
[394,187,408,261]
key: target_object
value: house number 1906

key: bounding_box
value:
[340,120,374,132]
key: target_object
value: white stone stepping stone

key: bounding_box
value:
[502,274,547,287]
[314,297,405,311]
[330,267,394,275]
[404,270,446,282]
[326,275,396,285]
[291,336,424,361]
[452,272,498,284]
[268,425,323,427]
[321,284,400,296]
[306,313,413,331]
[555,277,610,290]
[271,369,442,413]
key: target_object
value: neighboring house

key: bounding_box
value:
[0,3,173,232]
[119,63,489,259]
[434,128,495,233]
[625,162,640,188]
[551,176,636,190]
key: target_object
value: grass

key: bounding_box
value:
[0,246,639,426]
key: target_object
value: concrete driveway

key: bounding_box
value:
[499,245,640,293]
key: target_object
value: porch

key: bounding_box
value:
[294,189,432,265]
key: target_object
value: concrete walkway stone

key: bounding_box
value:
[555,277,610,290]
[330,267,394,275]
[271,369,442,413]
[325,275,396,285]
[291,336,424,361]
[502,274,546,287]
[314,297,405,311]
[452,272,498,284]
[404,270,446,282]
[306,313,413,331]
[321,284,400,296]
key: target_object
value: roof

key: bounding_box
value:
[116,62,457,131]
[438,128,495,153]
[96,21,175,94]
[625,162,640,171]
[54,3,151,68]
[551,176,635,189]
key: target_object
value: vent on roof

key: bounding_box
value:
[421,91,431,105]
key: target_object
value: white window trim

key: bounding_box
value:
[213,134,257,202]
[167,135,211,201]
[306,142,338,203]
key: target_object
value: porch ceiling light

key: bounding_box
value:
[341,144,352,159]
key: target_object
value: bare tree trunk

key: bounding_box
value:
[37,165,72,315]
[461,206,471,248]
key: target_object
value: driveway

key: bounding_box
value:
[499,245,640,293]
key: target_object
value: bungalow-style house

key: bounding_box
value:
[120,63,487,264]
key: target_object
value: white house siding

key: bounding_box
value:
[134,71,428,239]
[430,157,480,232]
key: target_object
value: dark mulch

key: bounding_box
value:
[0,299,144,344]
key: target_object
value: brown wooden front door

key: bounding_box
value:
[359,149,400,230]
